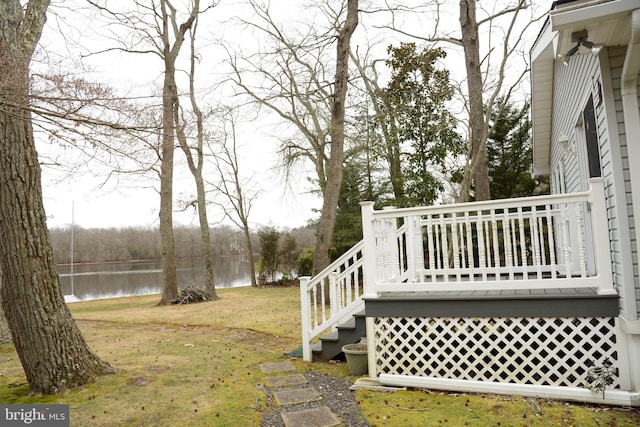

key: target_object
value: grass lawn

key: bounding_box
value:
[0,286,638,426]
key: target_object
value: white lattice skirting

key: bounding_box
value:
[374,316,619,389]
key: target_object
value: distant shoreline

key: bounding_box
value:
[56,254,253,267]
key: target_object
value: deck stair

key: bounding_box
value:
[311,311,366,362]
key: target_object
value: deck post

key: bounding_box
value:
[360,201,378,297]
[366,317,376,378]
[299,276,312,361]
[589,178,616,295]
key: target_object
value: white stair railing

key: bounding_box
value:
[300,241,365,361]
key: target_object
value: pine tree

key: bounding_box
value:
[487,100,541,199]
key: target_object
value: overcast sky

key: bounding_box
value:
[36,0,540,230]
[38,0,324,230]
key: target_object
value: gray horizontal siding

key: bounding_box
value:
[549,45,638,319]
[606,46,639,318]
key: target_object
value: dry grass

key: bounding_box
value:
[356,389,640,426]
[1,286,638,426]
[0,287,314,426]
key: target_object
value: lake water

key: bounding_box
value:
[57,257,253,301]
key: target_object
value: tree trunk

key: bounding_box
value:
[460,0,490,201]
[244,227,258,287]
[0,0,116,394]
[180,129,216,296]
[0,273,12,344]
[177,116,217,297]
[158,49,179,305]
[312,0,359,274]
[197,181,216,298]
[183,16,216,298]
[157,0,198,304]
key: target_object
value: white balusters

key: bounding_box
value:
[561,203,573,277]
[530,206,542,279]
[464,212,474,277]
[477,210,488,281]
[491,210,501,277]
[577,203,587,278]
[545,204,557,279]
[426,214,437,282]
[502,209,514,280]
[354,186,608,294]
[440,214,450,282]
[517,207,527,268]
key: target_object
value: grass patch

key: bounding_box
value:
[356,389,640,426]
[1,286,638,426]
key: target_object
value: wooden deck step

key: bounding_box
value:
[312,311,366,362]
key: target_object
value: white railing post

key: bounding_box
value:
[382,206,399,280]
[360,201,378,297]
[329,272,339,323]
[589,178,616,295]
[299,276,313,361]
[407,214,425,282]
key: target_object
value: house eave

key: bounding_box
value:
[530,0,637,176]
[530,21,556,176]
[550,0,639,32]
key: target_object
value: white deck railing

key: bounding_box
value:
[360,178,614,295]
[300,241,365,361]
[300,178,615,361]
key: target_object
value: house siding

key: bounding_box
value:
[550,54,599,195]
[550,47,640,320]
[605,46,640,319]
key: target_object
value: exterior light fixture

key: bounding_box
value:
[581,39,605,55]
[558,134,572,153]
[557,31,605,65]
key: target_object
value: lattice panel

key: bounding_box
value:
[374,316,619,389]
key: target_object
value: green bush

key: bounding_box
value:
[297,247,314,277]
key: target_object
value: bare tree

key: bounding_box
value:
[0,0,116,394]
[459,0,488,200]
[314,0,359,273]
[85,0,209,304]
[227,0,359,274]
[157,0,200,304]
[209,107,260,287]
[226,2,333,193]
[175,10,217,299]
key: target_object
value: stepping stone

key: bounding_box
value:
[274,387,322,406]
[267,373,308,387]
[281,406,340,427]
[260,362,295,373]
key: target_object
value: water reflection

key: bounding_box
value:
[57,257,252,301]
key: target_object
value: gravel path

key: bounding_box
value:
[259,371,370,427]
